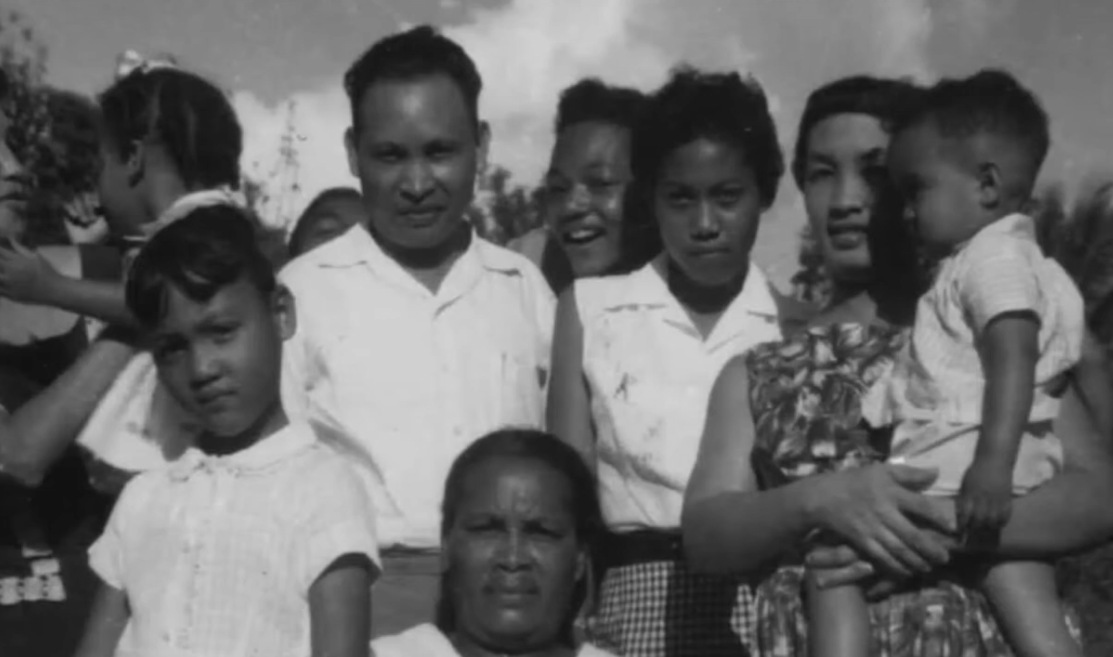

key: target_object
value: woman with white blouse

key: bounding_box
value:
[547,67,807,656]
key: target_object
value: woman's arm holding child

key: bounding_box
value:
[73,584,131,657]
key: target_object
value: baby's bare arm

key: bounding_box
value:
[960,313,1040,536]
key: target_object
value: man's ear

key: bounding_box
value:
[344,126,359,179]
[976,161,1002,209]
[273,284,296,341]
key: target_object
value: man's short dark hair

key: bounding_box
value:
[343,25,482,135]
[126,205,277,329]
[896,68,1050,197]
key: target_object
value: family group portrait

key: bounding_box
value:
[2,0,1113,655]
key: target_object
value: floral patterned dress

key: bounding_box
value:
[744,322,1080,656]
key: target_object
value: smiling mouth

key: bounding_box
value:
[561,225,607,246]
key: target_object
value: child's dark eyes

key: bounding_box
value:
[805,167,833,183]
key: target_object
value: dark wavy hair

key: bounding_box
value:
[552,78,659,274]
[344,25,483,136]
[794,75,928,311]
[791,75,923,188]
[126,205,276,328]
[436,430,603,643]
[632,66,784,207]
[99,67,242,191]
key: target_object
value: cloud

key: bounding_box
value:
[233,0,938,284]
[233,85,353,230]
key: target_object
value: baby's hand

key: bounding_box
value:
[957,456,1013,545]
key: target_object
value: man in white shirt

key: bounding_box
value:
[279,25,555,637]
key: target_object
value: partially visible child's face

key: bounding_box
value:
[654,137,764,287]
[149,276,293,439]
[887,122,983,255]
[291,197,364,257]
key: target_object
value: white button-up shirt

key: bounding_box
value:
[575,258,783,531]
[280,225,555,549]
[88,422,379,657]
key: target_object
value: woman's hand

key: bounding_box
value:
[805,544,912,601]
[806,521,960,595]
[0,239,61,305]
[807,464,957,578]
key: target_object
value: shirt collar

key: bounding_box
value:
[951,213,1036,255]
[168,421,315,481]
[980,212,1035,238]
[320,223,519,271]
[315,223,526,302]
[606,255,780,349]
[610,255,779,316]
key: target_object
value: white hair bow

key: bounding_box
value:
[115,50,179,81]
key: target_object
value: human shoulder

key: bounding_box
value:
[371,623,456,657]
[477,237,548,281]
[571,262,655,320]
[957,214,1042,268]
[278,225,367,286]
[109,466,172,524]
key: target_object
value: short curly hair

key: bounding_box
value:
[632,66,784,206]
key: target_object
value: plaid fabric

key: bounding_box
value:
[587,560,755,657]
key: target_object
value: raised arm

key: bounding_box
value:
[0,326,138,486]
[546,287,595,464]
[0,242,135,327]
[682,355,954,578]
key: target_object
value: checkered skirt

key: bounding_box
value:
[586,560,756,657]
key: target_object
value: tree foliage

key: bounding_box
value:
[1031,178,1113,350]
[468,165,542,245]
[0,11,103,245]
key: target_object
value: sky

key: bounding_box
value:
[10,0,1113,286]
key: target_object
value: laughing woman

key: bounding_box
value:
[509,78,658,293]
[547,67,807,656]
